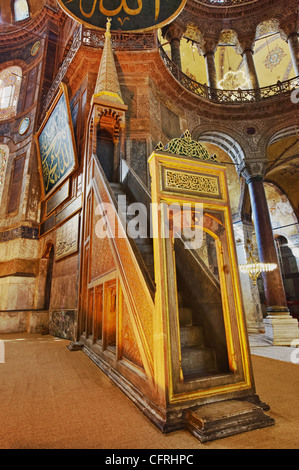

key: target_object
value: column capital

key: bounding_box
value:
[162,22,186,42]
[236,34,256,55]
[202,38,218,56]
[238,160,267,183]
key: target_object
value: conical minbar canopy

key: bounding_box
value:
[94,18,124,105]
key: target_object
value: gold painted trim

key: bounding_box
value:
[93,90,125,105]
[223,205,252,385]
[148,151,253,405]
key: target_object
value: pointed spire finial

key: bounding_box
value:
[105,17,112,38]
[93,16,124,105]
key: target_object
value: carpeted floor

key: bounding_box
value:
[0,333,298,449]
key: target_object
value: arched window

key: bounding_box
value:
[0,66,22,120]
[13,0,30,22]
[0,144,9,205]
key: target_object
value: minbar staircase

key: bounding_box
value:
[178,290,218,380]
[110,181,219,381]
[110,182,155,280]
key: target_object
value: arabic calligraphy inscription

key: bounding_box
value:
[58,0,186,32]
[36,85,77,198]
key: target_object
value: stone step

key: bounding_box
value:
[180,325,204,348]
[185,400,275,443]
[181,345,217,378]
[179,307,193,326]
[110,182,123,190]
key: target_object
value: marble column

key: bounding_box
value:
[170,38,182,69]
[204,51,218,89]
[287,32,299,77]
[162,23,185,70]
[242,166,299,345]
[242,49,260,90]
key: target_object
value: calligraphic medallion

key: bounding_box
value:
[31,41,41,57]
[19,117,30,135]
[35,83,78,199]
[58,0,187,32]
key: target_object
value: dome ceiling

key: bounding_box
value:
[0,0,55,27]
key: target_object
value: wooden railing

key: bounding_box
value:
[159,45,299,104]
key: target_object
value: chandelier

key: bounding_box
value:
[239,240,277,285]
[218,70,250,91]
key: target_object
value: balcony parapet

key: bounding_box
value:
[159,45,299,105]
[82,26,157,50]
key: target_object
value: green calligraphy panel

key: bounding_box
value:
[58,0,186,32]
[36,84,78,198]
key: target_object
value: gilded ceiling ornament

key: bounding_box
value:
[264,46,287,71]
[256,20,280,39]
[219,30,238,47]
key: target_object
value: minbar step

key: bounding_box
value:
[185,399,275,443]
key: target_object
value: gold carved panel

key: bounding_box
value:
[162,168,221,199]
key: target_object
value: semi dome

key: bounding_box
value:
[0,0,49,27]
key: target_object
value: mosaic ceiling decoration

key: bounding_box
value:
[255,19,280,39]
[264,46,287,72]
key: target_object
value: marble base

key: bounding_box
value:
[186,399,274,443]
[264,314,299,346]
[0,310,49,334]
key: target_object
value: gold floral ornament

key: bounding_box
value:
[164,130,218,162]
